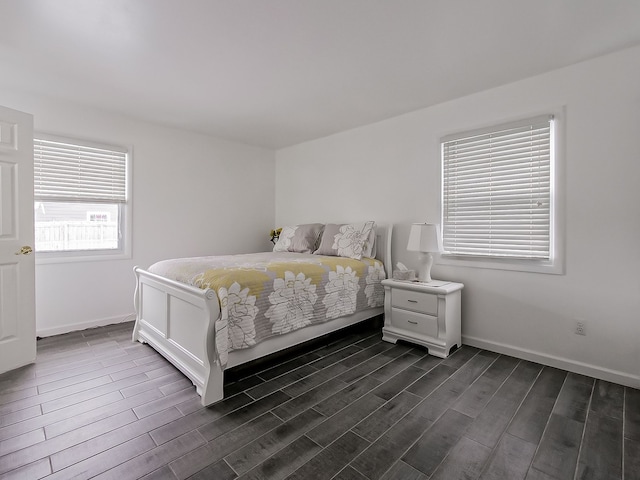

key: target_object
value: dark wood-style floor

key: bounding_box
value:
[0,320,638,480]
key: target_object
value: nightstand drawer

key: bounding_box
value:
[391,308,438,338]
[392,289,438,315]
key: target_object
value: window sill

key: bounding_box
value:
[438,254,564,275]
[35,249,131,265]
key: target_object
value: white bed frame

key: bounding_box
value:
[132,224,392,406]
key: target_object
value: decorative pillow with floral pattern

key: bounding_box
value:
[362,227,376,259]
[314,221,375,260]
[273,223,324,253]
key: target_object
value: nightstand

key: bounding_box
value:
[381,279,463,358]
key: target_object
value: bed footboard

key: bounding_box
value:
[132,267,223,405]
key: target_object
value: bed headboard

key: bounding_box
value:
[374,223,393,278]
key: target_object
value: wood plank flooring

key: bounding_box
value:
[0,319,638,479]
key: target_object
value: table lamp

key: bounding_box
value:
[407,223,442,283]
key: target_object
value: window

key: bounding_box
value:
[33,134,131,261]
[440,114,562,273]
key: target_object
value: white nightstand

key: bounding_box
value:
[381,279,464,358]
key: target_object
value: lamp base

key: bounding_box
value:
[417,252,434,283]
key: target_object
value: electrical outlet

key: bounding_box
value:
[575,321,586,336]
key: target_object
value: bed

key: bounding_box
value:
[132,222,392,406]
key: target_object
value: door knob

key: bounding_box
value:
[15,246,33,255]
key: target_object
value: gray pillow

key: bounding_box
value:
[362,225,377,258]
[273,223,324,253]
[313,221,375,260]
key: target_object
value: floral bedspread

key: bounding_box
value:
[148,252,386,366]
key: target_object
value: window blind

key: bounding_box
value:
[34,136,127,203]
[442,115,553,259]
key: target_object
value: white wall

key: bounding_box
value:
[0,92,275,336]
[276,46,640,387]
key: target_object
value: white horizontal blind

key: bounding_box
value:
[34,136,127,203]
[442,115,553,259]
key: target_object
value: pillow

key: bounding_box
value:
[273,223,324,253]
[314,221,375,260]
[362,224,377,259]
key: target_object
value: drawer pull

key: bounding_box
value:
[407,320,418,325]
[407,299,418,303]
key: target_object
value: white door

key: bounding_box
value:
[0,105,35,374]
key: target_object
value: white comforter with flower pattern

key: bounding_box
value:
[148,252,386,366]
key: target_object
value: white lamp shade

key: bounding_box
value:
[407,223,442,253]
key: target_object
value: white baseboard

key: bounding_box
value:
[37,313,136,338]
[463,335,640,390]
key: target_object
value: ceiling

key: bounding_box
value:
[1,1,640,149]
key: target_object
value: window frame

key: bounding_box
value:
[438,110,564,275]
[34,133,132,264]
